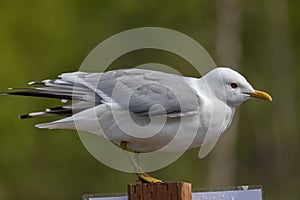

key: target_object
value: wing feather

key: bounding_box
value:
[78,69,203,117]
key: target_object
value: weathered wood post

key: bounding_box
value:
[128,182,192,200]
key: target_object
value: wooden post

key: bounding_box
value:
[128,182,192,200]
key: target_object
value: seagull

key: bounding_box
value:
[1,67,272,183]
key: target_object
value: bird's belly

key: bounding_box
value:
[85,105,233,153]
[100,112,204,152]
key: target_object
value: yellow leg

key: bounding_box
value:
[120,141,129,151]
[120,141,163,183]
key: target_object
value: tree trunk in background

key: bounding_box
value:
[265,0,297,198]
[208,0,242,186]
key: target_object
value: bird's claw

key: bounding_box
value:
[136,172,163,183]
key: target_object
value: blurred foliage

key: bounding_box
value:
[0,0,299,199]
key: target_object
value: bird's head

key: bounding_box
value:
[203,67,272,107]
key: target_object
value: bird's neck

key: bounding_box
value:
[188,78,211,100]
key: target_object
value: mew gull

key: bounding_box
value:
[1,67,272,182]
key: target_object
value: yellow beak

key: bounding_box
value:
[249,90,272,101]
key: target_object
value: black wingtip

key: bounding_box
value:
[19,114,32,119]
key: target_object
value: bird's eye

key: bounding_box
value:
[230,83,238,89]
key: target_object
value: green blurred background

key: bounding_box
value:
[0,0,299,199]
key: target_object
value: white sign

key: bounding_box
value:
[84,186,262,200]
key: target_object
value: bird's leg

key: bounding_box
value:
[134,151,163,183]
[120,141,163,183]
[120,141,141,171]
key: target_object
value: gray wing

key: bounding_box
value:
[62,69,202,117]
